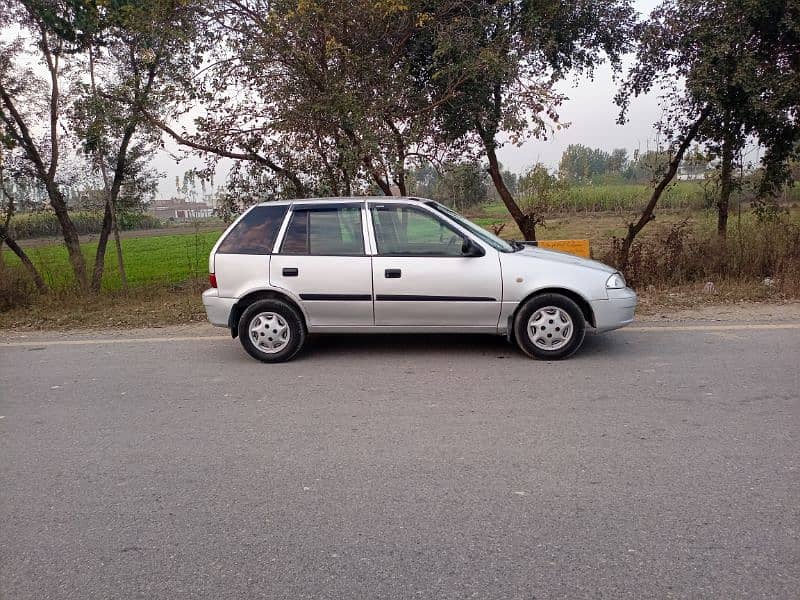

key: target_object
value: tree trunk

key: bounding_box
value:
[483,139,537,240]
[91,200,114,291]
[371,170,393,196]
[47,185,88,290]
[396,171,407,196]
[619,106,711,268]
[717,140,734,237]
[385,118,408,196]
[89,44,127,294]
[0,227,48,293]
[111,205,127,290]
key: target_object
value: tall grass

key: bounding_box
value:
[8,211,162,239]
[602,216,800,295]
[546,181,708,212]
[509,181,800,214]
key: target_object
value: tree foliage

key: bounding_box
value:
[423,0,635,240]
[618,0,800,238]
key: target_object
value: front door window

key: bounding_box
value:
[370,205,464,256]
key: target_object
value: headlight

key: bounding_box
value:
[606,272,626,289]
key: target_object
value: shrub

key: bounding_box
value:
[603,217,800,294]
[0,264,38,311]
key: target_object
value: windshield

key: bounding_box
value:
[426,201,517,253]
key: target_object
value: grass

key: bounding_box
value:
[3,228,223,291]
[0,283,208,330]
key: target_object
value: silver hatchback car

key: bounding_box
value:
[203,197,637,362]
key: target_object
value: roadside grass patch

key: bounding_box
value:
[0,282,207,330]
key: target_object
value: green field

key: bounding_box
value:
[3,230,223,291]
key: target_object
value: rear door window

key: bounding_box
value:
[280,206,364,255]
[216,205,289,254]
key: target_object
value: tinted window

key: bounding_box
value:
[371,205,464,256]
[217,205,288,254]
[280,206,364,255]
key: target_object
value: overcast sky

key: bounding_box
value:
[155,0,663,198]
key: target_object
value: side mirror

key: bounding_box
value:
[461,238,485,257]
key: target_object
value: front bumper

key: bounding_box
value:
[590,287,637,333]
[202,289,236,328]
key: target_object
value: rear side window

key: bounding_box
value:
[216,205,288,254]
[280,206,364,255]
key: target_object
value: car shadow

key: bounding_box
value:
[285,330,631,362]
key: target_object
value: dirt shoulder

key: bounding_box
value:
[635,300,800,322]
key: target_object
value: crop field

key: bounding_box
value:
[7,210,164,239]
[3,230,223,291]
[507,180,800,213]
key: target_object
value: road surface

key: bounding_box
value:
[1,321,798,599]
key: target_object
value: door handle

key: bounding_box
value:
[385,269,401,278]
[282,267,299,277]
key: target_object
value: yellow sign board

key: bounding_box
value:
[536,239,591,258]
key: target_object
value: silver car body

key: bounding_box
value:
[203,197,637,335]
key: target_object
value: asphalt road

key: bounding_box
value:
[1,323,798,599]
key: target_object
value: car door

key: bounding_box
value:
[368,202,502,328]
[270,203,374,327]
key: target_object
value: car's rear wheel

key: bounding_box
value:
[513,293,586,360]
[238,299,306,363]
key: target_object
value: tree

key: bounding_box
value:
[147,0,463,202]
[618,0,800,244]
[71,0,196,291]
[517,162,566,229]
[425,0,634,240]
[432,162,490,212]
[0,0,90,288]
[558,144,611,182]
[607,148,629,175]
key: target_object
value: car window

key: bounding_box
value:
[371,205,465,256]
[216,205,288,254]
[426,201,514,253]
[280,206,364,255]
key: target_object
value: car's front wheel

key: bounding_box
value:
[513,293,586,360]
[238,299,306,363]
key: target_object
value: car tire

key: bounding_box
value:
[238,299,306,363]
[513,293,586,360]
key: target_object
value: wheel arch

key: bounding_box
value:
[228,289,307,338]
[510,287,596,335]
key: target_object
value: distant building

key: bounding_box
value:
[150,198,214,220]
[677,158,715,181]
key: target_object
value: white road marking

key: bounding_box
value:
[0,335,226,347]
[0,323,798,348]
[624,323,800,332]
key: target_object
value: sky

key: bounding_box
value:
[155,0,664,198]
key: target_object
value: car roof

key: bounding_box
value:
[256,196,432,207]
